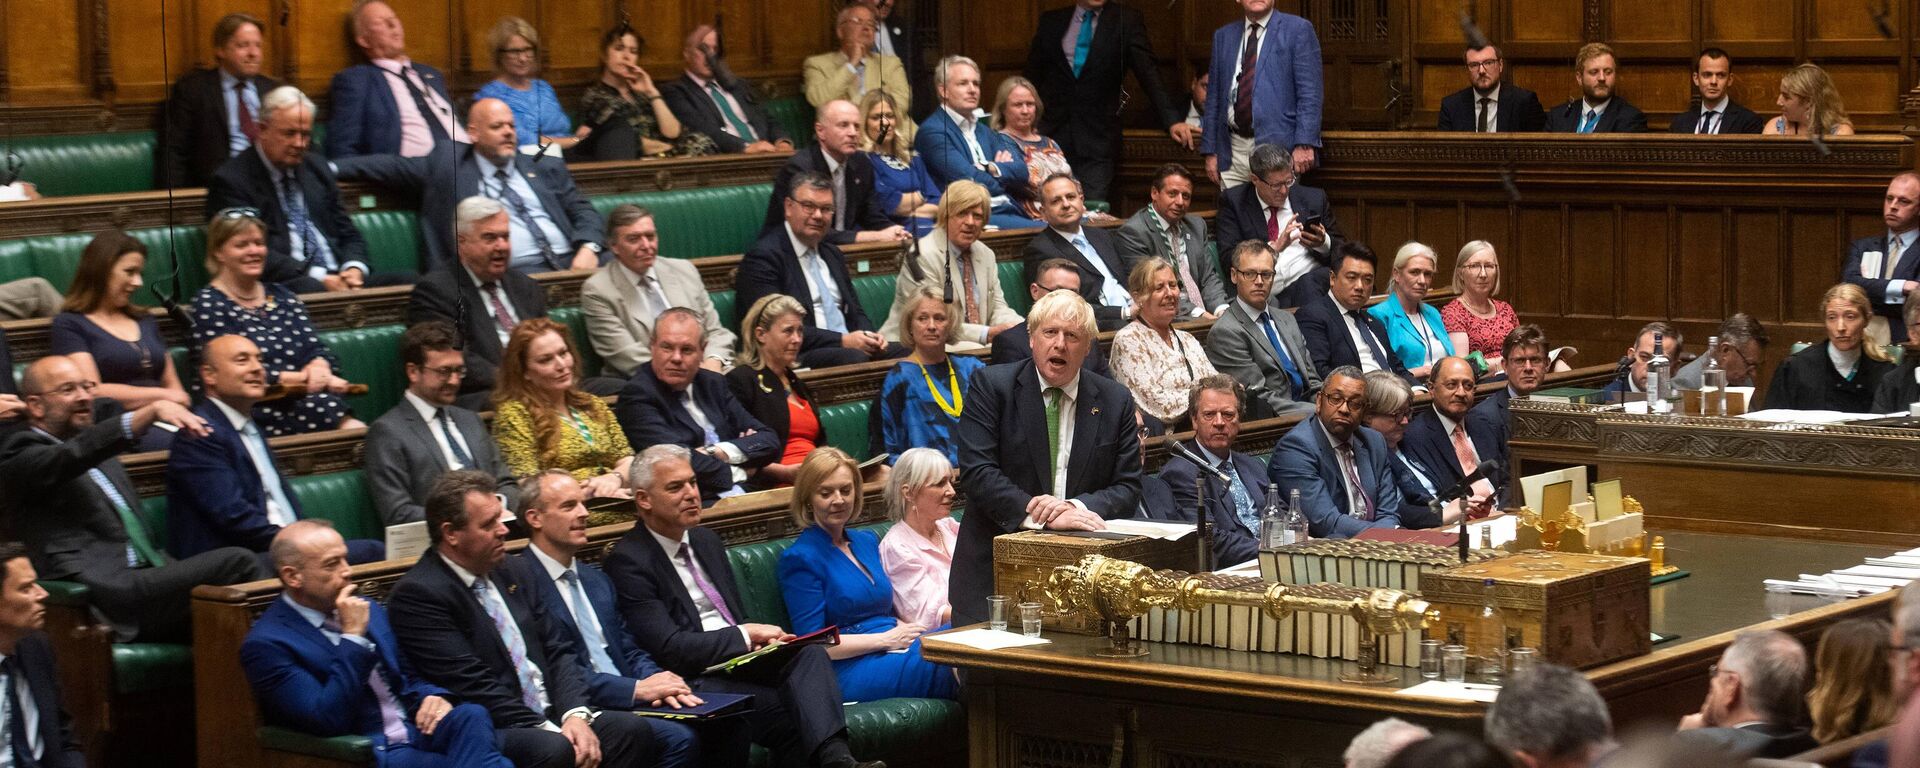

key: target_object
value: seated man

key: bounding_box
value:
[1021,174,1132,331]
[1115,163,1228,321]
[615,310,780,502]
[581,205,735,379]
[1673,314,1769,391]
[326,0,465,159]
[802,4,910,110]
[241,521,512,768]
[1436,43,1545,132]
[157,12,281,189]
[404,197,555,409]
[1875,299,1920,413]
[1158,376,1270,566]
[387,471,661,767]
[1131,408,1181,521]
[760,99,906,247]
[661,25,793,155]
[1844,174,1920,344]
[1674,630,1817,759]
[1343,718,1431,768]
[737,172,897,368]
[1211,143,1337,308]
[601,445,880,768]
[1670,49,1765,134]
[1401,356,1500,510]
[1486,664,1617,768]
[1544,43,1648,133]
[989,258,1111,377]
[165,334,385,563]
[1600,321,1683,398]
[0,541,85,767]
[0,356,264,642]
[1294,243,1417,385]
[1266,366,1404,538]
[916,55,1035,227]
[366,321,521,526]
[1205,240,1321,419]
[1468,324,1550,468]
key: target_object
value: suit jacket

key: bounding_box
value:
[386,551,592,730]
[953,363,1142,625]
[1368,294,1456,372]
[165,399,304,557]
[1764,341,1895,414]
[156,67,282,189]
[916,107,1028,200]
[881,228,1023,345]
[404,266,548,396]
[1435,84,1546,132]
[1205,300,1321,419]
[761,146,894,247]
[365,399,520,526]
[1294,290,1416,383]
[1844,233,1920,343]
[240,597,448,752]
[1212,182,1342,290]
[1159,441,1270,567]
[724,366,820,448]
[1400,405,1502,506]
[735,227,876,352]
[1115,208,1229,317]
[1024,2,1183,163]
[1135,474,1182,522]
[1201,11,1324,171]
[0,634,84,768]
[1021,226,1131,331]
[1544,97,1650,133]
[802,51,911,111]
[1466,388,1513,467]
[659,72,790,155]
[1673,723,1818,760]
[1266,417,1404,538]
[600,525,753,676]
[988,321,1112,378]
[205,147,370,285]
[1874,355,1920,413]
[504,551,666,710]
[580,258,735,379]
[614,366,781,501]
[1668,100,1765,134]
[1387,448,1448,529]
[326,62,456,159]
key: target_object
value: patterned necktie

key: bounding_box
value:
[87,468,166,567]
[235,81,258,143]
[1071,9,1098,77]
[435,409,473,468]
[560,570,622,676]
[482,282,517,336]
[1452,424,1495,499]
[1336,443,1375,520]
[242,421,298,527]
[805,250,848,332]
[1476,96,1492,133]
[1698,109,1718,135]
[472,579,547,714]
[957,249,981,325]
[492,168,558,270]
[281,171,328,270]
[1578,109,1600,133]
[1265,206,1280,243]
[1258,312,1307,394]
[4,656,35,768]
[678,543,737,625]
[830,165,848,231]
[1349,310,1392,371]
[704,81,756,141]
[1232,22,1261,135]
[397,65,452,142]
[1887,235,1905,280]
[1221,459,1257,534]
[321,616,409,745]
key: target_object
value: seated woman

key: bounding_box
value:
[879,287,986,464]
[1441,240,1519,369]
[1765,283,1895,412]
[860,91,940,238]
[474,17,588,153]
[1763,63,1855,137]
[776,447,957,702]
[577,24,718,160]
[725,294,821,487]
[491,318,635,522]
[52,230,190,451]
[993,76,1075,219]
[878,447,960,629]
[1368,241,1456,380]
[880,180,1023,353]
[190,210,361,436]
[1360,370,1474,529]
[1110,258,1218,430]
[1808,617,1899,745]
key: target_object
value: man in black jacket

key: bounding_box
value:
[614,311,781,502]
[738,172,897,367]
[1435,44,1545,133]
[760,101,909,247]
[1544,43,1648,133]
[661,26,792,155]
[1669,49,1765,135]
[0,541,87,767]
[156,13,281,189]
[404,197,548,409]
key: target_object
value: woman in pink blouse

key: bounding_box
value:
[1110,258,1218,430]
[878,447,961,628]
[1440,240,1519,368]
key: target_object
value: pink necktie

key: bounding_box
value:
[1452,425,1496,500]
[1336,444,1375,520]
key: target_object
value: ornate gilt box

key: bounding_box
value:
[1418,550,1651,670]
[993,531,1194,635]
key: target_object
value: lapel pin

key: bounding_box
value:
[507,583,518,595]
[1090,406,1101,416]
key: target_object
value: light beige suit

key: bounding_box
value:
[880,229,1022,351]
[579,257,736,378]
[802,51,911,111]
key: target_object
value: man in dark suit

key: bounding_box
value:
[326,0,466,159]
[1674,630,1818,759]
[1202,0,1323,184]
[1401,357,1501,512]
[1468,325,1549,470]
[156,12,281,189]
[0,541,85,767]
[601,445,879,768]
[989,258,1111,377]
[1115,163,1227,319]
[1436,44,1546,133]
[404,198,549,409]
[1545,43,1648,133]
[1844,173,1920,343]
[917,57,1038,227]
[1021,174,1133,331]
[614,310,781,502]
[1265,366,1404,538]
[1669,49,1765,135]
[760,100,907,247]
[662,25,792,156]
[1158,376,1272,566]
[1205,241,1320,419]
[366,321,521,526]
[1875,301,1920,413]
[1211,143,1337,308]
[1023,0,1192,202]
[241,521,513,768]
[1600,322,1683,398]
[166,335,386,564]
[1674,315,1769,391]
[388,471,662,767]
[738,172,896,368]
[954,290,1142,625]
[1294,243,1416,384]
[0,356,263,643]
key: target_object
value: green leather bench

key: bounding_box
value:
[590,184,774,261]
[548,306,605,378]
[0,225,209,305]
[348,210,424,275]
[817,400,875,461]
[11,131,158,197]
[999,260,1029,315]
[764,97,815,150]
[318,324,409,421]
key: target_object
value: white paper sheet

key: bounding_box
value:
[1102,519,1197,541]
[924,628,1054,651]
[1396,680,1502,702]
[1738,409,1871,424]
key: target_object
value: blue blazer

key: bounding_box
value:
[1201,12,1324,171]
[1400,405,1501,507]
[504,551,666,710]
[1159,441,1270,566]
[240,598,450,757]
[1467,388,1513,467]
[614,366,781,502]
[914,108,1028,201]
[165,399,303,557]
[1266,417,1403,538]
[1367,294,1455,371]
[777,526,900,637]
[1844,233,1920,343]
[326,62,455,159]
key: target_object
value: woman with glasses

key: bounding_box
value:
[51,231,190,450]
[190,209,361,435]
[860,90,940,237]
[491,318,636,521]
[1765,283,1895,413]
[1369,241,1456,380]
[1110,258,1218,431]
[993,76,1074,217]
[474,17,588,152]
[578,24,717,159]
[1359,370,1470,529]
[879,287,986,464]
[1441,240,1518,368]
[726,294,821,487]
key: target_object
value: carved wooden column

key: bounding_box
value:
[85,0,115,100]
[1582,0,1603,43]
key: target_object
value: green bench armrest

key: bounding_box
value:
[257,726,374,764]
[39,580,90,607]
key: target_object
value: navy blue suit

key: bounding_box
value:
[1134,475,1182,522]
[1467,388,1514,468]
[1201,11,1324,172]
[2,634,84,767]
[734,227,883,368]
[1387,448,1448,529]
[240,597,511,768]
[1544,98,1649,133]
[1844,233,1920,343]
[1399,405,1502,507]
[326,63,456,159]
[1211,183,1339,307]
[1293,291,1416,383]
[914,107,1033,223]
[1159,441,1271,566]
[614,367,781,503]
[1266,417,1403,538]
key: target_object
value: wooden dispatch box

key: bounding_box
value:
[993,530,1196,635]
[1418,550,1651,670]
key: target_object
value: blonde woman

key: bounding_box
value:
[474,16,585,150]
[1763,283,1894,412]
[1763,63,1854,137]
[879,288,987,463]
[1110,258,1218,428]
[1440,240,1518,367]
[725,294,820,485]
[860,90,939,235]
[993,76,1072,218]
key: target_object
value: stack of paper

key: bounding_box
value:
[1765,547,1920,598]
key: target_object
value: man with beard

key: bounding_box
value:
[1436,43,1545,132]
[366,320,523,526]
[1545,43,1648,133]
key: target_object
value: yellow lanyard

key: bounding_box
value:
[918,361,963,418]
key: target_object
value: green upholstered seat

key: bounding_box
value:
[287,471,380,542]
[1000,260,1030,315]
[111,642,193,694]
[725,536,796,629]
[852,275,894,331]
[11,131,158,197]
[319,324,408,421]
[548,306,604,378]
[763,97,815,149]
[710,290,737,330]
[257,726,373,764]
[589,184,774,260]
[0,225,211,302]
[349,210,424,274]
[817,400,874,461]
[846,698,966,767]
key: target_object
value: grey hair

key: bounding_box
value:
[934,55,980,88]
[1249,144,1291,178]
[655,306,709,348]
[884,447,952,522]
[1720,629,1809,724]
[1718,313,1771,350]
[268,519,338,571]
[630,443,693,491]
[259,86,317,125]
[1484,663,1613,761]
[1361,369,1413,416]
[455,196,507,237]
[1342,717,1432,768]
[1901,582,1920,649]
[516,468,576,517]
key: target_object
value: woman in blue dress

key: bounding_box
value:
[878,287,984,464]
[474,17,587,152]
[859,90,939,238]
[50,230,191,451]
[776,447,958,702]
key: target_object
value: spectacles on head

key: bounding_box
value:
[215,207,262,222]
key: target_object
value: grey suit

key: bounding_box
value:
[1115,208,1229,318]
[365,397,521,525]
[579,258,736,379]
[1206,300,1322,419]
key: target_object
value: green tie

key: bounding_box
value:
[1044,387,1064,474]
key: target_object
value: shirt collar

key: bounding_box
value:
[1036,367,1081,402]
[256,145,288,179]
[1700,97,1729,113]
[404,390,449,424]
[437,551,483,588]
[371,57,413,72]
[1235,297,1267,320]
[281,592,330,629]
[1317,418,1349,450]
[646,525,692,559]
[941,104,977,129]
[1582,98,1612,114]
[685,71,715,90]
[821,150,842,175]
[1245,10,1274,28]
[1329,289,1362,314]
[614,258,651,286]
[527,541,575,582]
[474,149,513,178]
[1195,441,1230,467]
[1264,196,1293,217]
[1050,224,1085,240]
[1473,83,1502,101]
[1147,206,1183,233]
[1890,229,1915,249]
[210,397,254,432]
[785,222,818,259]
[1433,404,1465,435]
[464,264,498,289]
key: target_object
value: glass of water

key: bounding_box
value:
[1508,647,1538,678]
[1420,640,1443,679]
[1019,602,1043,637]
[986,595,1010,631]
[1442,644,1468,683]
[1764,584,1793,620]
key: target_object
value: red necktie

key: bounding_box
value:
[236,82,258,143]
[1266,206,1280,243]
[1233,22,1261,135]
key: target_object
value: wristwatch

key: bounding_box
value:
[581,242,604,255]
[563,707,596,725]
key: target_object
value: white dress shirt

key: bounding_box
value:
[1330,291,1386,373]
[941,104,989,167]
[465,265,521,347]
[1695,97,1729,134]
[1227,10,1275,129]
[405,390,475,470]
[0,649,41,766]
[1263,199,1319,288]
[1473,84,1501,132]
[785,223,846,332]
[210,398,297,527]
[646,527,754,648]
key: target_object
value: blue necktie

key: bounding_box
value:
[1259,312,1307,394]
[87,469,164,567]
[492,168,559,270]
[1071,9,1098,77]
[1577,109,1599,133]
[1221,459,1257,534]
[436,409,473,469]
[804,250,848,332]
[242,421,299,527]
[1349,310,1393,372]
[281,171,335,271]
[561,570,622,677]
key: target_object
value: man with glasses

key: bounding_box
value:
[761,99,908,246]
[803,4,910,110]
[1266,366,1404,538]
[1469,324,1551,469]
[1213,143,1339,308]
[738,172,898,368]
[1158,375,1271,565]
[1673,314,1769,391]
[1437,43,1545,133]
[1205,240,1321,418]
[989,258,1112,377]
[367,321,523,526]
[1674,630,1817,759]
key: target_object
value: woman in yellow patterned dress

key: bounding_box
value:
[491,318,635,524]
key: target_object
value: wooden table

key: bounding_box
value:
[921,531,1891,768]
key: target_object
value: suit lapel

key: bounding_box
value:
[1064,380,1102,497]
[399,406,451,472]
[1309,420,1350,516]
[1014,367,1052,495]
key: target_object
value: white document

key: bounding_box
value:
[1835,564,1920,579]
[1102,519,1197,541]
[924,628,1053,651]
[1739,409,1871,424]
[384,522,430,562]
[1862,251,1885,279]
[1396,680,1502,703]
[1519,467,1588,519]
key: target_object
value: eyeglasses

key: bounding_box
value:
[1234,268,1277,282]
[1462,262,1498,273]
[1321,392,1362,411]
[1466,59,1503,72]
[790,200,836,217]
[1255,175,1295,190]
[1722,344,1756,369]
[43,381,98,397]
[215,207,262,222]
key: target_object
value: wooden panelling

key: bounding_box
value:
[1704,0,1796,43]
[1503,2,1582,43]
[6,0,88,102]
[1609,0,1695,44]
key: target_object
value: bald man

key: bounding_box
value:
[0,356,263,642]
[760,99,908,245]
[661,25,792,155]
[325,0,466,158]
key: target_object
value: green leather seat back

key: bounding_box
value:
[846,698,966,768]
[127,226,213,306]
[257,726,373,763]
[12,131,158,197]
[318,324,408,420]
[710,290,737,332]
[852,275,894,331]
[763,97,814,149]
[817,400,873,461]
[1000,260,1030,315]
[0,240,34,284]
[111,643,193,694]
[20,233,96,296]
[725,538,796,629]
[349,210,423,275]
[589,184,773,260]
[288,471,381,541]
[548,307,603,378]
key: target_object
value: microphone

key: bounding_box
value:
[1436,459,1504,505]
[1167,440,1232,483]
[1164,439,1221,572]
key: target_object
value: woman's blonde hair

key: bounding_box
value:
[1807,618,1900,743]
[896,285,952,346]
[935,180,991,228]
[1822,282,1892,362]
[1450,240,1502,296]
[1390,241,1438,296]
[788,446,864,529]
[990,76,1043,132]
[1125,257,1176,301]
[488,16,539,70]
[884,447,952,522]
[858,90,914,163]
[205,209,267,277]
[1780,63,1851,136]
[491,318,599,465]
[737,293,808,368]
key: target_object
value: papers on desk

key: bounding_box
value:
[1396,680,1501,703]
[1101,519,1197,541]
[926,628,1052,651]
[1738,409,1873,425]
[1765,546,1920,598]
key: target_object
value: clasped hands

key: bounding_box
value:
[1025,495,1106,531]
